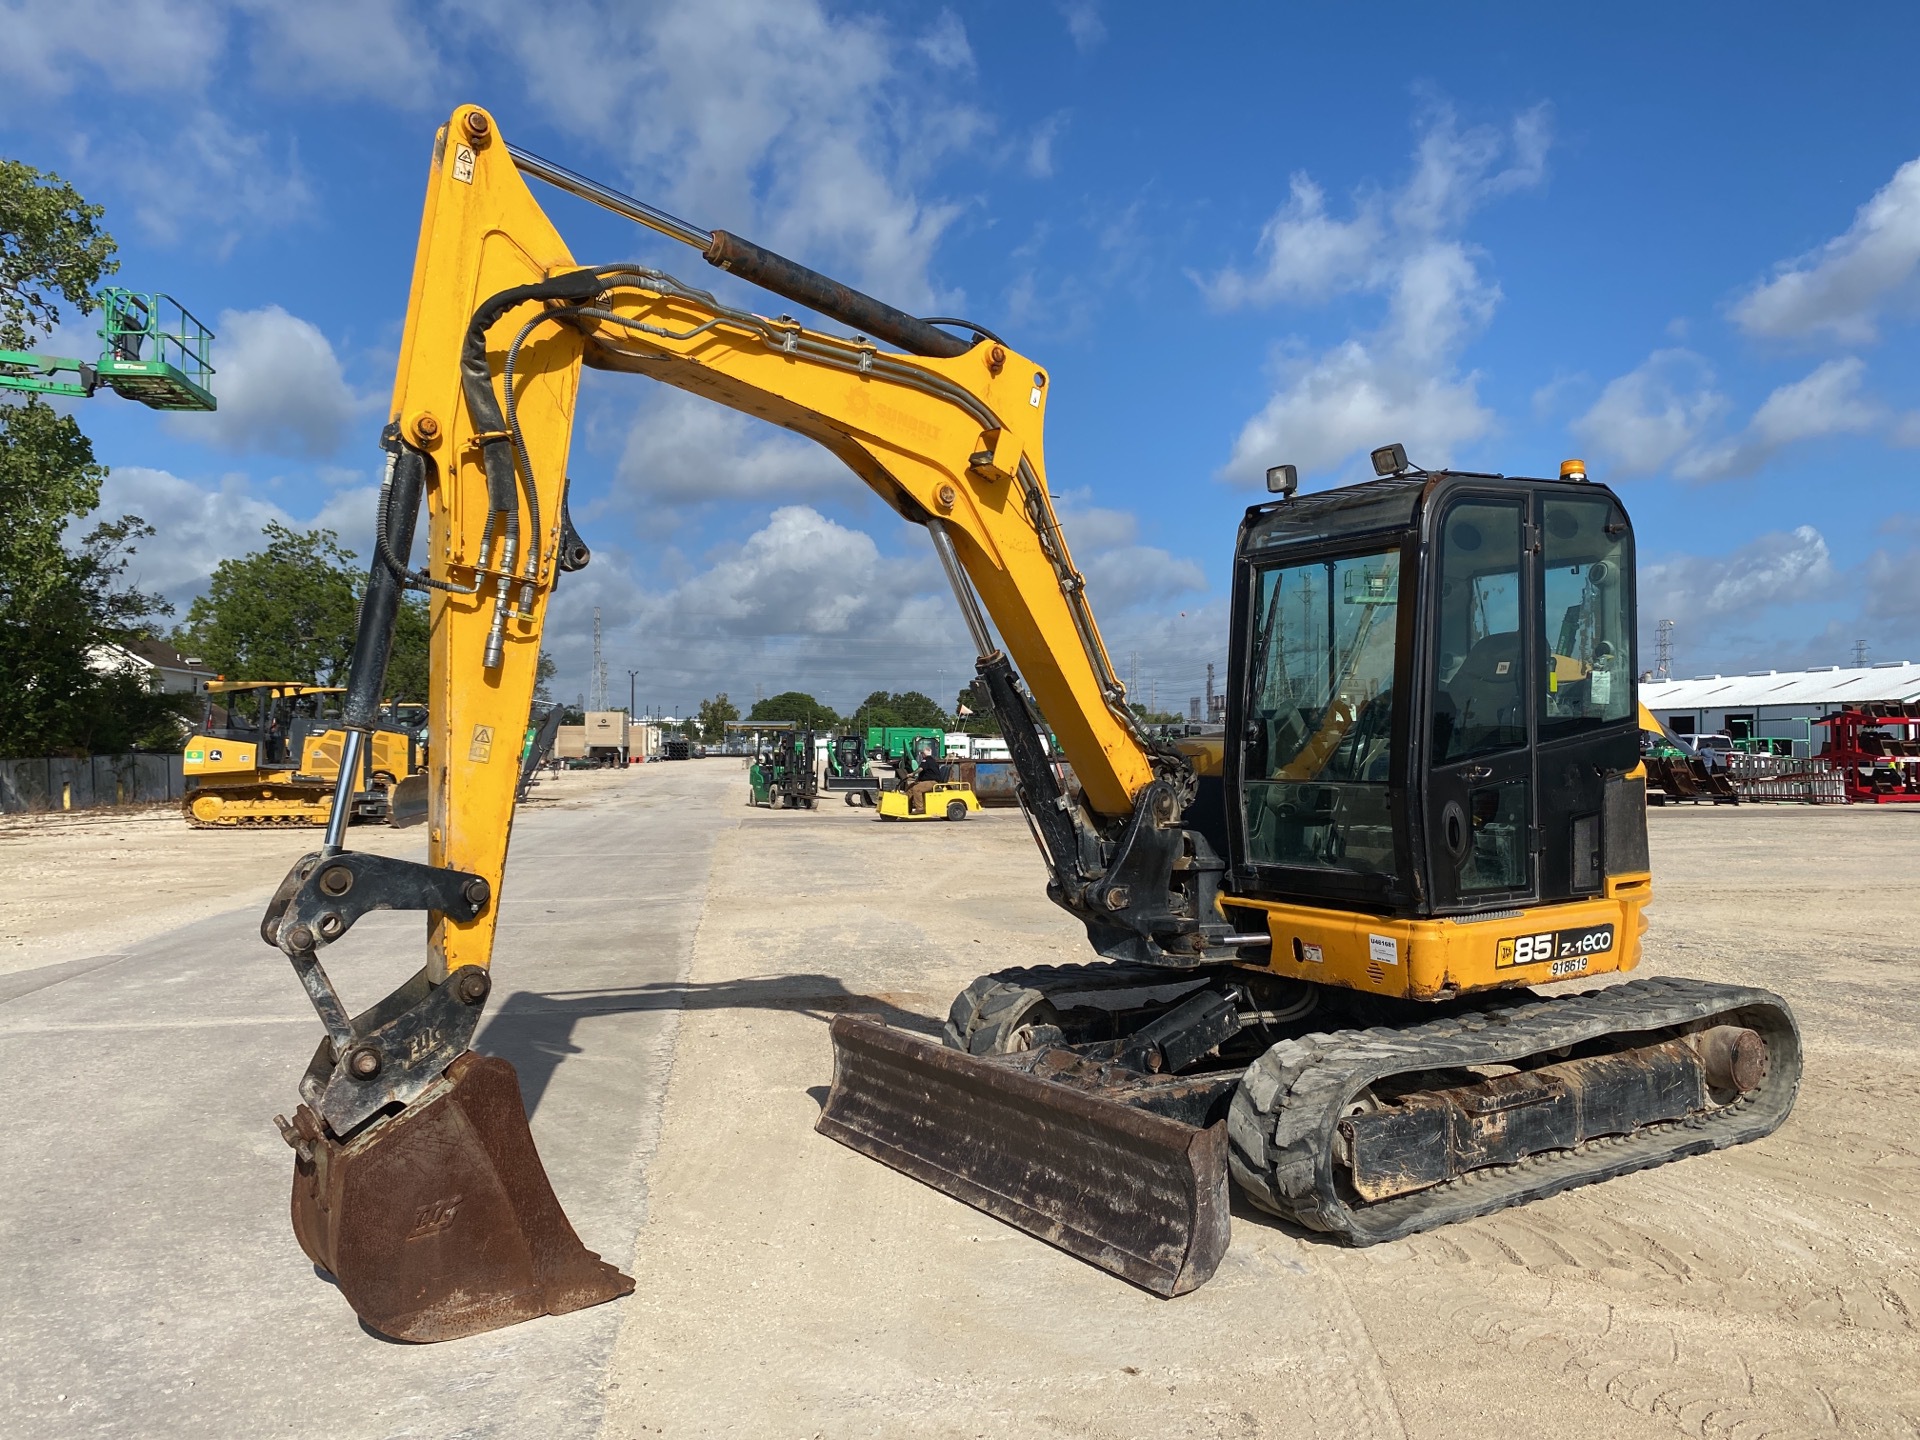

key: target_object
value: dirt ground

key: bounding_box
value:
[599,794,1920,1440]
[5,774,1916,1437]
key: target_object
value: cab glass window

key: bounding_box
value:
[1242,550,1402,876]
[1433,501,1526,761]
[1541,496,1633,741]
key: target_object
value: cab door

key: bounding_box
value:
[1423,494,1537,911]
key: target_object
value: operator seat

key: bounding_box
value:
[1442,631,1524,758]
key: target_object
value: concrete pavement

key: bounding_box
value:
[0,761,739,1439]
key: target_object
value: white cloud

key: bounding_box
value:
[1578,353,1890,483]
[1732,155,1920,344]
[537,505,974,711]
[1210,104,1551,484]
[86,465,384,610]
[1025,114,1067,181]
[0,0,226,96]
[1060,1,1107,51]
[68,106,312,250]
[1053,500,1206,611]
[236,0,445,101]
[1571,349,1727,478]
[470,0,986,311]
[1641,526,1835,627]
[612,387,853,511]
[165,305,370,457]
[1677,357,1882,481]
[915,10,975,72]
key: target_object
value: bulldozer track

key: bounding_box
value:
[1226,976,1802,1246]
[181,785,334,829]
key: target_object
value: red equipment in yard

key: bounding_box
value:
[1815,705,1920,803]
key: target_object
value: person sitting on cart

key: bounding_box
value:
[907,745,950,814]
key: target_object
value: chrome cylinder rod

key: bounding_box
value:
[507,144,712,252]
[321,728,367,854]
[926,518,994,658]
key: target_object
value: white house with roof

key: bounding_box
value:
[1640,661,1920,753]
[86,637,215,697]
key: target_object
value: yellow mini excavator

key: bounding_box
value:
[182,681,425,827]
[260,106,1800,1341]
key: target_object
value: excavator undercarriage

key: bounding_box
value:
[258,106,1802,1341]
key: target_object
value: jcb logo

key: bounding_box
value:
[1498,933,1555,967]
[406,1196,463,1240]
[404,1027,442,1065]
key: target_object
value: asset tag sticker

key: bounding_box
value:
[185,750,203,762]
[1368,934,1399,966]
[1496,923,1615,969]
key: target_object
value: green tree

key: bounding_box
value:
[747,690,835,731]
[949,683,999,737]
[698,692,741,742]
[849,689,948,734]
[1129,701,1185,726]
[0,161,185,756]
[0,505,190,756]
[175,522,431,697]
[1,160,118,352]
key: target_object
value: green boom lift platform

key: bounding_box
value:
[0,288,216,411]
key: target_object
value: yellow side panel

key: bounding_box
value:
[1232,875,1651,1000]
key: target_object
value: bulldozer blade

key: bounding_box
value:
[388,773,428,828]
[817,1015,1229,1297]
[288,1051,634,1342]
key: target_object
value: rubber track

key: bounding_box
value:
[943,961,1215,1054]
[1226,975,1802,1246]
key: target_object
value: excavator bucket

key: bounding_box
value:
[285,1052,634,1342]
[817,1016,1229,1297]
[387,772,428,828]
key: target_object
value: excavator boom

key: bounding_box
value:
[261,106,1243,1339]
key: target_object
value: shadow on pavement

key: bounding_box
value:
[476,973,939,1117]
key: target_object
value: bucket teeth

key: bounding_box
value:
[817,1015,1229,1297]
[290,1052,634,1342]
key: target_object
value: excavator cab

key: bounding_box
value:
[1226,466,1644,927]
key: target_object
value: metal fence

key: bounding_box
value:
[1724,752,1848,804]
[0,753,186,814]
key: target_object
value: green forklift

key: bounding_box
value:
[744,722,820,809]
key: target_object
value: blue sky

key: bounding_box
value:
[5,2,1919,716]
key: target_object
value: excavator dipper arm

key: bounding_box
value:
[261,106,1240,1339]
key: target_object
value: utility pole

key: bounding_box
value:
[1128,651,1139,702]
[1654,619,1674,681]
[591,608,608,711]
[627,669,639,716]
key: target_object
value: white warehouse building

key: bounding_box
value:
[1640,660,1920,754]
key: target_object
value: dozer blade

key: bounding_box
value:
[817,1015,1228,1297]
[388,772,428,828]
[287,1052,634,1342]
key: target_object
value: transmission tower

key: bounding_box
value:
[1654,619,1674,681]
[591,608,609,711]
[1128,650,1139,701]
[1854,639,1870,668]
